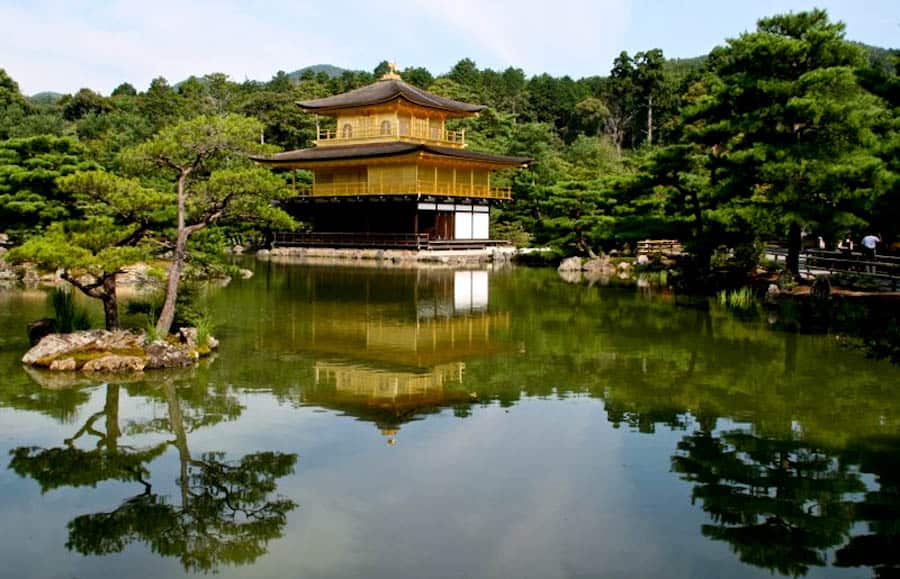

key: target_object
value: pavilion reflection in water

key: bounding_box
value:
[287,268,509,440]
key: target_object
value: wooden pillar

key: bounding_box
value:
[470,168,474,196]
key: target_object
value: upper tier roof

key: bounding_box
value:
[252,142,531,167]
[297,78,486,115]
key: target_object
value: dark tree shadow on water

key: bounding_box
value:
[672,430,863,577]
[9,380,298,573]
[835,438,900,579]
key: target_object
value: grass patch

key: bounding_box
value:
[717,287,757,312]
[50,288,91,332]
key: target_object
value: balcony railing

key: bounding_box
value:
[316,126,465,147]
[272,231,511,250]
[298,180,511,200]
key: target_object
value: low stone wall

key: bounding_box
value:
[263,246,519,268]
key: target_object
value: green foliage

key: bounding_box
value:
[195,315,216,348]
[717,287,757,311]
[830,272,884,291]
[8,221,147,276]
[0,136,97,240]
[142,312,161,342]
[126,283,205,330]
[674,9,891,275]
[49,287,91,332]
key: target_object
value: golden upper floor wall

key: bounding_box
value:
[316,102,465,148]
[305,161,511,199]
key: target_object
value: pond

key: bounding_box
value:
[1,260,899,579]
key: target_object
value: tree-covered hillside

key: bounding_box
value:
[0,9,897,281]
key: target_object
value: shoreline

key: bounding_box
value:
[261,245,522,268]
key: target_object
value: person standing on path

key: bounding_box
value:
[861,234,881,273]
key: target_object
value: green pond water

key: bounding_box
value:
[1,260,899,579]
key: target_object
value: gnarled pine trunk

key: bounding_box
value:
[155,170,190,337]
[101,275,119,331]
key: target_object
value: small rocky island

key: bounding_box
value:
[22,328,218,372]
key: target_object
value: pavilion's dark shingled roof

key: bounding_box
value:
[297,79,486,114]
[253,143,530,166]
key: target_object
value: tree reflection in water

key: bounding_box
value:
[835,438,900,578]
[8,380,297,573]
[673,430,863,576]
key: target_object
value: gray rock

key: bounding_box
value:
[637,254,650,266]
[177,327,218,350]
[583,256,616,276]
[22,266,39,286]
[178,327,198,349]
[239,268,254,279]
[558,257,583,272]
[117,263,160,287]
[49,358,76,371]
[22,330,146,367]
[23,331,108,366]
[256,249,270,257]
[145,342,196,369]
[811,276,831,301]
[82,355,146,373]
[94,330,146,352]
[0,259,16,281]
[177,326,218,350]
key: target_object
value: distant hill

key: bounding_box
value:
[663,56,707,81]
[286,64,354,81]
[171,65,354,90]
[28,92,64,105]
[856,42,899,71]
[659,43,895,82]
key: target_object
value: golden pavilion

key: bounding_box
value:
[254,64,530,249]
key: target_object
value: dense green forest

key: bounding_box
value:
[0,8,898,286]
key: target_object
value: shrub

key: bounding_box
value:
[717,287,757,312]
[194,315,217,347]
[49,288,91,332]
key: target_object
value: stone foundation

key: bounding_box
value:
[264,246,518,268]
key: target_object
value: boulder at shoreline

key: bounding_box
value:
[21,328,217,372]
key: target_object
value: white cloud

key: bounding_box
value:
[0,0,341,94]
[0,0,631,95]
[411,0,631,76]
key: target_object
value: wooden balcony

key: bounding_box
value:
[316,126,465,148]
[298,180,512,200]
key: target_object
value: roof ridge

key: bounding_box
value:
[297,78,485,114]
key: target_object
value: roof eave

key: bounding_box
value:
[296,95,486,116]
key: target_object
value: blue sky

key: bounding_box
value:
[1,0,897,95]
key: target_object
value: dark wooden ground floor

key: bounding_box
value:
[282,198,495,244]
